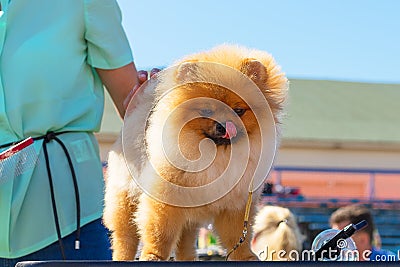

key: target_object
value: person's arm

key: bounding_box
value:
[96,62,139,118]
[97,65,161,118]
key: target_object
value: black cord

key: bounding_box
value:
[52,136,81,249]
[40,131,81,260]
[42,136,66,260]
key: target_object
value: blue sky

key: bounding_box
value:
[117,0,400,84]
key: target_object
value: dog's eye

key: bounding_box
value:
[233,108,246,116]
[199,109,214,117]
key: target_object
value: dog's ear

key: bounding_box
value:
[175,59,199,83]
[240,58,268,87]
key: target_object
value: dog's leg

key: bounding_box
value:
[104,191,139,260]
[103,149,140,260]
[137,197,186,261]
[214,208,258,260]
[175,223,199,261]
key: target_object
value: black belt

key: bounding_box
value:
[1,131,81,260]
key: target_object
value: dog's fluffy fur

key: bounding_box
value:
[103,44,288,261]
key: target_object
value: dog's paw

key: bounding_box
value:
[227,251,259,261]
[139,253,164,261]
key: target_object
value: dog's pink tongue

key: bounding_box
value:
[222,121,237,139]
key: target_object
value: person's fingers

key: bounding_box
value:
[150,68,161,78]
[124,68,160,112]
[138,70,148,85]
[123,84,140,110]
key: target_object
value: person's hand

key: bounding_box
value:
[123,68,161,111]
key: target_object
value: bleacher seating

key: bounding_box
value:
[262,196,400,252]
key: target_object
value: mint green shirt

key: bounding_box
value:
[0,0,133,258]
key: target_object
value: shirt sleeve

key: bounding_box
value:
[84,0,134,69]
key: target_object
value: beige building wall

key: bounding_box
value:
[96,134,117,162]
[276,145,400,170]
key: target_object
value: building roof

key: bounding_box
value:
[99,79,400,149]
[282,79,400,149]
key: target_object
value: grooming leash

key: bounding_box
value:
[225,178,254,261]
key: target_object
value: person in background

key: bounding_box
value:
[0,0,149,266]
[330,204,398,261]
[251,205,304,261]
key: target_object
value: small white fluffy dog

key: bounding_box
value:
[251,205,304,261]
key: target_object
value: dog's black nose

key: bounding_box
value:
[215,122,226,136]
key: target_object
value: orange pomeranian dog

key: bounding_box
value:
[103,44,288,261]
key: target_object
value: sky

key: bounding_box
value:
[117,0,400,84]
